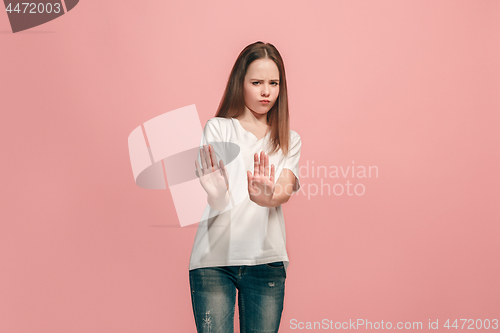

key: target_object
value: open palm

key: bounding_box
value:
[195,144,229,199]
[247,151,275,206]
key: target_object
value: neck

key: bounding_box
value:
[238,107,269,127]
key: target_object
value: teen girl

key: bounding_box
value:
[191,41,302,333]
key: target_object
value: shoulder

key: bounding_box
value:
[287,130,302,155]
[289,130,301,142]
[203,117,234,142]
[206,117,232,129]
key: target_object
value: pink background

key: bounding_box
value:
[1,1,499,332]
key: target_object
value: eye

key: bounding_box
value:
[271,82,279,86]
[252,82,260,85]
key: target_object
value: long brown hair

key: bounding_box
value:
[215,41,292,156]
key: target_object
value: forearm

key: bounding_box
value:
[262,184,294,208]
[207,190,230,211]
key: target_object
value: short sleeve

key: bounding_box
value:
[200,118,223,145]
[283,131,302,193]
[197,118,226,169]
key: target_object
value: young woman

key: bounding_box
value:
[191,41,302,333]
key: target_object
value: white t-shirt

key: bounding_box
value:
[189,117,302,274]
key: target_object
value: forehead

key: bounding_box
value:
[245,59,279,77]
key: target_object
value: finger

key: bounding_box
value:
[204,144,213,170]
[219,158,225,173]
[247,171,252,188]
[199,146,208,171]
[254,153,260,177]
[208,144,219,171]
[195,160,202,178]
[219,159,229,190]
[263,153,269,177]
[260,151,265,176]
[270,164,275,183]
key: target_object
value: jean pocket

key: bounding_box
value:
[265,261,284,268]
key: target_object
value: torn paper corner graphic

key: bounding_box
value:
[127,104,247,227]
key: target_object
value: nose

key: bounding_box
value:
[261,84,270,97]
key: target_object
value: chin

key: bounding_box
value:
[253,107,268,113]
[249,104,272,115]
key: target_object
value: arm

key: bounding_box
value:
[207,190,231,211]
[196,119,231,211]
[262,168,297,208]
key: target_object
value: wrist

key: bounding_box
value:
[251,194,275,208]
[207,191,230,211]
[263,196,275,208]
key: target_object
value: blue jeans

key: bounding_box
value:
[189,262,287,333]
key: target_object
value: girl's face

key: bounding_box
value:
[243,58,280,117]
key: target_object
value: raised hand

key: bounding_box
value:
[195,144,229,199]
[247,151,275,207]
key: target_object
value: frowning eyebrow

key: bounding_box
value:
[250,79,280,82]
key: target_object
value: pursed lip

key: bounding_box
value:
[260,100,270,102]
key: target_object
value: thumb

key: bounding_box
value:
[247,171,252,187]
[219,160,229,190]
